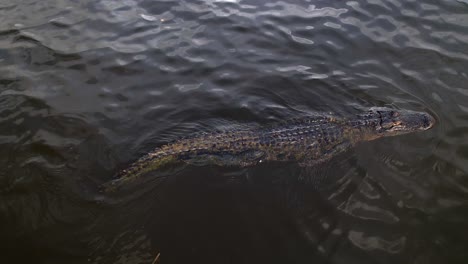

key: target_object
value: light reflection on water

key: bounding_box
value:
[1,0,468,263]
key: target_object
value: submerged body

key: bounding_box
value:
[106,108,434,191]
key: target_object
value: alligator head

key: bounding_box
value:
[351,107,435,141]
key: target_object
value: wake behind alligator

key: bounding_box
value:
[105,108,434,192]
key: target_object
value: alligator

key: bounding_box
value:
[104,107,434,191]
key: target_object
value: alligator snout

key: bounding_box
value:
[421,113,435,130]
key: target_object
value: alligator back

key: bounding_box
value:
[105,116,349,191]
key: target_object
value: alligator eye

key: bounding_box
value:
[392,111,400,117]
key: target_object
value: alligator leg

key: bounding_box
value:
[299,141,351,167]
[183,149,266,167]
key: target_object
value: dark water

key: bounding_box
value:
[1,0,468,263]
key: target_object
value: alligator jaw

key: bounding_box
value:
[372,108,435,136]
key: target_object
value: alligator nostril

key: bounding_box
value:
[423,114,435,129]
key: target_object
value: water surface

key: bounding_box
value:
[1,0,468,263]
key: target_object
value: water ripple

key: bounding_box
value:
[1,0,468,262]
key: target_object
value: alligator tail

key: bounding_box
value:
[103,151,181,193]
